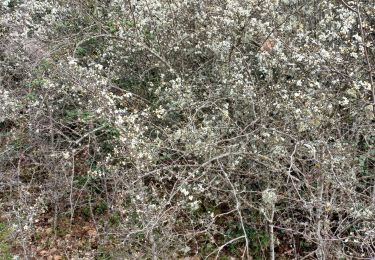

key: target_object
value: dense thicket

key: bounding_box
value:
[1,0,374,259]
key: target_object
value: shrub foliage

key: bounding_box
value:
[1,0,374,258]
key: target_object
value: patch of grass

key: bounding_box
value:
[246,227,270,259]
[109,212,121,227]
[63,108,93,123]
[56,225,69,237]
[95,246,113,260]
[198,241,214,257]
[94,202,108,215]
[80,206,91,220]
[0,223,12,260]
[213,221,270,259]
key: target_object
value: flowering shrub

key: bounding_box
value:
[1,0,374,258]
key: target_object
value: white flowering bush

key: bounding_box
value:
[1,0,375,258]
